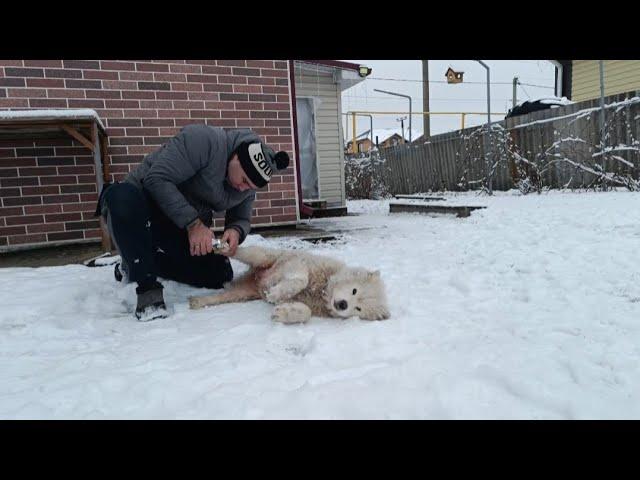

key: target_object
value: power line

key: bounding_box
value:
[364,76,554,89]
[342,95,518,102]
[519,82,554,89]
[518,83,532,100]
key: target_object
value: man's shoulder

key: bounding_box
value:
[181,123,219,136]
[178,124,228,150]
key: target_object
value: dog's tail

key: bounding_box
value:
[231,245,280,269]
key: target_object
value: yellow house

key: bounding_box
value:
[345,136,373,154]
[555,60,640,102]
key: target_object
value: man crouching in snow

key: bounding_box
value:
[97,124,290,322]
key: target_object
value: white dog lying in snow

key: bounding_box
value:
[188,245,390,324]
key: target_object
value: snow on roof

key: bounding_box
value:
[539,97,573,105]
[0,109,105,130]
[371,127,422,143]
[347,127,423,144]
[515,97,574,108]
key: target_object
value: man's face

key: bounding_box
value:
[227,154,258,192]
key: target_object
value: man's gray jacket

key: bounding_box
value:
[125,124,268,242]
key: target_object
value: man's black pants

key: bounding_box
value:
[100,182,233,289]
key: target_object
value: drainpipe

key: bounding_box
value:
[549,60,564,98]
[289,60,315,218]
[476,60,492,195]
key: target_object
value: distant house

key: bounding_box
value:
[553,60,640,102]
[345,127,422,152]
[345,132,373,154]
[411,133,428,144]
[345,131,402,152]
[378,133,405,148]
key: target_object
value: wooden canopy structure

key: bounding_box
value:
[0,109,111,250]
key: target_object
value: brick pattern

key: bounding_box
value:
[0,60,297,249]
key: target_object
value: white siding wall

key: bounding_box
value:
[294,69,344,207]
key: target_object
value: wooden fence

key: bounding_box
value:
[346,91,640,195]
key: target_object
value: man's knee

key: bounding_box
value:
[193,255,234,289]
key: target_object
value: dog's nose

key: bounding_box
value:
[335,300,348,311]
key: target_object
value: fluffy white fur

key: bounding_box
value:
[188,245,390,324]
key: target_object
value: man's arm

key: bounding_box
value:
[224,191,255,244]
[143,124,214,229]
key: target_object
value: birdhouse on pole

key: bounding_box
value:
[445,67,464,84]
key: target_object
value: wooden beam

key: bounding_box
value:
[90,121,97,146]
[99,133,111,183]
[61,124,95,152]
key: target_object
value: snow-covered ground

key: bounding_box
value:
[2,190,640,419]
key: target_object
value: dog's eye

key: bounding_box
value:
[352,288,357,295]
[355,307,361,311]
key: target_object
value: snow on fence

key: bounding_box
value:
[345,91,640,196]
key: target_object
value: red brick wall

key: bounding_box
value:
[0,60,298,250]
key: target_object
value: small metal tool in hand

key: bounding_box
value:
[212,238,230,253]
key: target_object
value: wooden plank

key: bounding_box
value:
[389,202,486,218]
[0,116,100,126]
[394,194,446,201]
[418,144,427,192]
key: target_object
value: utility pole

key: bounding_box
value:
[422,60,430,141]
[476,60,492,195]
[375,89,412,142]
[397,116,407,144]
[512,77,519,108]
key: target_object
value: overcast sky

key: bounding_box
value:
[341,60,557,140]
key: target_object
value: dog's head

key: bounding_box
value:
[325,267,390,320]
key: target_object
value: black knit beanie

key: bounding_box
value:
[235,142,290,188]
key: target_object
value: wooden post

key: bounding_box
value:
[422,60,430,141]
[91,122,111,252]
[99,132,110,183]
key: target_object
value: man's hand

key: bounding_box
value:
[220,228,240,256]
[187,219,213,256]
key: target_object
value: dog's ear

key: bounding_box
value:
[368,270,381,279]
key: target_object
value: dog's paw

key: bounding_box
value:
[265,286,282,304]
[271,305,300,324]
[271,303,311,324]
[188,296,206,310]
